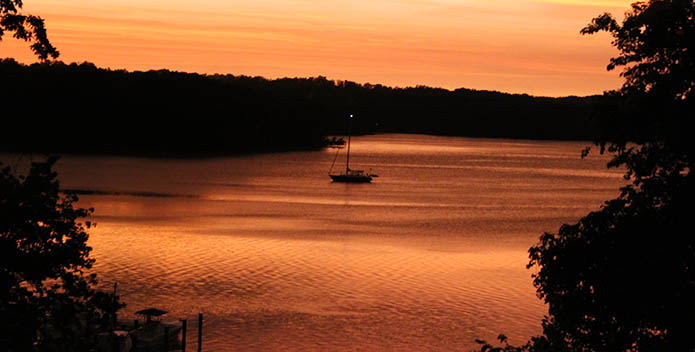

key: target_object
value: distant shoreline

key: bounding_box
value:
[1,133,596,161]
[1,59,605,157]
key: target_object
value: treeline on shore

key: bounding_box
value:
[1,59,605,156]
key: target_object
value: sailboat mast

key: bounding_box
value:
[346,114,353,173]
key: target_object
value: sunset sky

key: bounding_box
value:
[1,0,634,96]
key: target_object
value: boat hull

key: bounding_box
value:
[330,174,372,183]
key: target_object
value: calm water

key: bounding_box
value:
[14,135,625,350]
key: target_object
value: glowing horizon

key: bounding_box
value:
[0,0,634,96]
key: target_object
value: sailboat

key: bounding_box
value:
[329,114,377,183]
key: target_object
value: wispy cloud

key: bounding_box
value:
[2,0,630,96]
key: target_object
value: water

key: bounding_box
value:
[15,134,625,350]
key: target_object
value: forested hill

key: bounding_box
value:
[1,59,605,156]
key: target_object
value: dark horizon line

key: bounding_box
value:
[1,56,608,100]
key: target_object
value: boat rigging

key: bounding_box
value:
[328,114,377,183]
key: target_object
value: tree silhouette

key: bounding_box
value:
[0,157,122,351]
[1,0,59,60]
[475,1,694,351]
[526,1,695,351]
[1,59,603,158]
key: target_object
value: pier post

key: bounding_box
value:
[112,332,119,352]
[163,326,169,352]
[181,319,187,352]
[197,313,203,352]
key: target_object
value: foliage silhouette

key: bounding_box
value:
[524,1,695,351]
[474,334,531,352]
[0,157,123,351]
[0,59,603,156]
[0,0,59,60]
[474,1,694,350]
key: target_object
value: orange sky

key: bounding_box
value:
[0,0,634,96]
